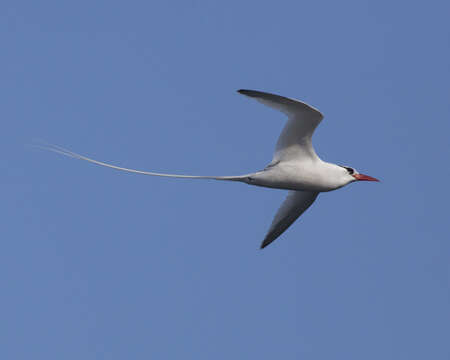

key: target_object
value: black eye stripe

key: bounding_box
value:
[342,166,354,174]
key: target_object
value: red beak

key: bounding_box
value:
[353,173,379,182]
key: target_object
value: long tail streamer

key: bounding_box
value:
[33,141,247,181]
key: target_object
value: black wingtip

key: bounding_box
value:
[237,89,255,96]
[260,240,270,249]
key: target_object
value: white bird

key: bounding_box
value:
[41,90,379,249]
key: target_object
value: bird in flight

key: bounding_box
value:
[41,89,379,249]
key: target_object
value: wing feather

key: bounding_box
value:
[261,190,319,249]
[238,89,323,163]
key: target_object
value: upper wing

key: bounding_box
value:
[261,190,319,249]
[238,89,324,163]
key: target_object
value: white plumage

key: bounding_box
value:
[41,89,379,248]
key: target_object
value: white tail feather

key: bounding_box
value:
[35,142,249,182]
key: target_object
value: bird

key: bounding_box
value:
[40,89,379,249]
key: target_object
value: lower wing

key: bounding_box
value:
[261,190,319,249]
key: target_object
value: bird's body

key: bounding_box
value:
[41,89,378,248]
[245,160,353,192]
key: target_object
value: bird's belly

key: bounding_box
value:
[252,177,332,192]
[249,165,341,192]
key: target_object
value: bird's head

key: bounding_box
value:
[340,165,379,184]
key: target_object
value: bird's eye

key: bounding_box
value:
[344,167,354,175]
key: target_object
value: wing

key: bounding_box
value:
[238,89,324,163]
[261,190,319,249]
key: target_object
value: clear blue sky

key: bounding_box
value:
[3,1,450,359]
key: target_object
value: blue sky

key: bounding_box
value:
[2,1,450,359]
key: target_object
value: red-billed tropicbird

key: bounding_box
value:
[42,89,379,248]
